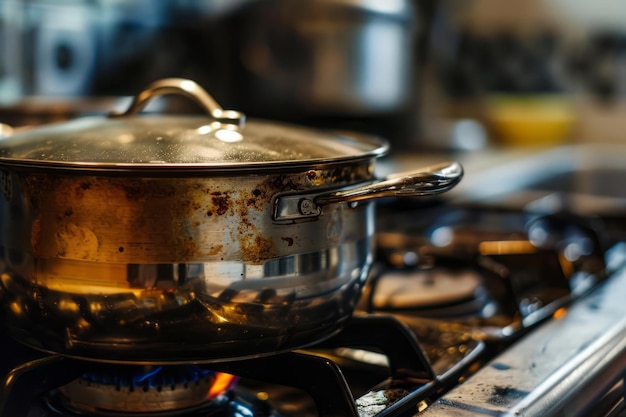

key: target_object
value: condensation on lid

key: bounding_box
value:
[0,115,388,168]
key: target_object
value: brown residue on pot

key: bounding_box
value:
[304,163,374,188]
[306,171,325,187]
[123,185,144,201]
[211,192,231,216]
[207,244,223,256]
[263,175,302,193]
[240,234,277,264]
[178,234,199,259]
[243,179,282,211]
[232,197,278,262]
[55,223,98,260]
[281,237,294,247]
[20,174,58,205]
[246,187,268,208]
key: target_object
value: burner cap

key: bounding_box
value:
[372,268,483,310]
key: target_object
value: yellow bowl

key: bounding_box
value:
[485,95,575,146]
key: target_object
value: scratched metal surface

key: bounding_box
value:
[420,257,626,416]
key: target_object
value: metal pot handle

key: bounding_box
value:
[274,161,463,221]
[108,78,245,127]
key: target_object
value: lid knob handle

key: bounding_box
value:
[109,78,245,127]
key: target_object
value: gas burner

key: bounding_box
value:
[369,205,604,332]
[369,267,492,318]
[48,365,237,415]
[0,315,486,417]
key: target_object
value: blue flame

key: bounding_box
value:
[81,365,215,389]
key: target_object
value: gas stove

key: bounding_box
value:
[1,197,625,417]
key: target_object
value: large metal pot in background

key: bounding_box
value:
[0,78,462,363]
[231,0,417,117]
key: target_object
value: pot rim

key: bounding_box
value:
[0,135,387,174]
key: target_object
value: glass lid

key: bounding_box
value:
[0,79,388,171]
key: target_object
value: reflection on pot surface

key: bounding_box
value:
[1,239,372,363]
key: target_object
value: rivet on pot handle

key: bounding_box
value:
[274,161,463,221]
[108,78,246,127]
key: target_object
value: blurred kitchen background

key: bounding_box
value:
[1,0,626,155]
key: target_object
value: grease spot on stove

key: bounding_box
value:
[487,385,529,406]
[491,362,512,370]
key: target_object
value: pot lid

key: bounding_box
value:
[0,78,388,172]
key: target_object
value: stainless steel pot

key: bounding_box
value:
[235,0,417,115]
[0,78,462,363]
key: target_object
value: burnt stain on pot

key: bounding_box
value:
[206,244,224,256]
[262,175,303,194]
[306,169,336,187]
[119,180,178,202]
[240,234,277,264]
[55,223,98,260]
[210,192,231,216]
[20,174,58,203]
[177,233,199,259]
[234,193,278,262]
[305,164,373,188]
[123,185,145,201]
[281,237,294,247]
[72,181,92,199]
[246,188,266,210]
